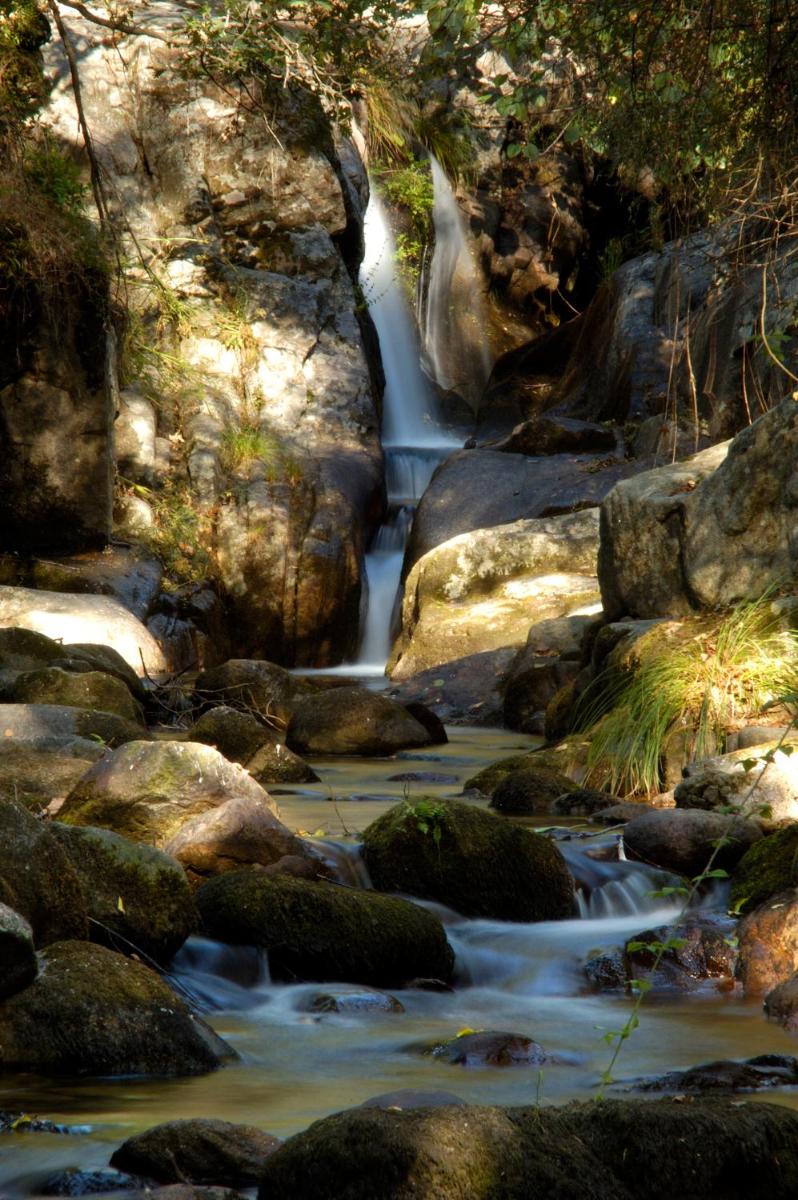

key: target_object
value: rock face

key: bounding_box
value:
[44,15,382,666]
[286,687,434,756]
[622,809,763,879]
[0,941,233,1076]
[111,1119,281,1185]
[600,399,798,619]
[51,824,197,965]
[58,740,283,848]
[390,509,601,679]
[195,871,454,987]
[0,587,166,675]
[258,1098,798,1200]
[362,799,576,921]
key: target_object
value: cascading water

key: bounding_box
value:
[419,154,493,410]
[351,183,462,672]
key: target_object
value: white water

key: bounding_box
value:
[419,155,493,411]
[351,185,461,672]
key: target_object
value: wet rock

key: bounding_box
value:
[245,741,319,785]
[59,741,281,849]
[387,772,459,785]
[586,916,737,993]
[360,1089,466,1110]
[194,660,308,727]
[765,973,798,1032]
[286,687,433,756]
[413,1031,550,1067]
[110,1118,281,1185]
[187,707,275,765]
[163,795,313,885]
[51,824,196,965]
[552,789,621,817]
[305,987,404,1014]
[196,870,454,987]
[0,903,37,1000]
[390,510,600,679]
[637,1054,798,1093]
[0,586,166,675]
[0,703,147,752]
[489,766,579,814]
[11,666,144,724]
[736,889,798,996]
[39,1169,152,1196]
[258,1097,798,1200]
[362,798,576,921]
[730,826,798,915]
[623,809,762,878]
[0,941,233,1076]
[0,798,88,946]
[0,1112,75,1133]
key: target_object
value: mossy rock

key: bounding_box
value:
[12,666,144,724]
[0,627,63,672]
[731,826,798,915]
[257,1098,798,1200]
[195,870,454,987]
[110,1118,281,1185]
[51,824,197,965]
[464,740,588,795]
[188,706,274,765]
[0,941,234,1077]
[362,798,575,921]
[245,741,319,785]
[489,767,578,815]
[194,659,308,725]
[0,902,37,1000]
[0,798,88,946]
[286,687,433,756]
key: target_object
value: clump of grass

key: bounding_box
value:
[580,595,798,797]
[219,421,303,484]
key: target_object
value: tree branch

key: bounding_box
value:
[55,0,172,42]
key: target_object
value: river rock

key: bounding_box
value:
[59,642,148,702]
[58,741,281,848]
[503,655,582,735]
[111,1118,281,1185]
[286,687,433,756]
[194,661,307,728]
[389,510,601,679]
[385,648,515,726]
[551,789,621,816]
[765,974,798,1032]
[730,827,798,915]
[187,707,275,765]
[163,795,313,885]
[0,903,37,1000]
[405,448,635,570]
[305,987,404,1014]
[196,870,454,987]
[489,766,579,814]
[39,1168,153,1195]
[736,889,798,996]
[414,1031,550,1067]
[0,703,147,752]
[0,742,102,810]
[674,739,798,824]
[360,1089,466,1109]
[493,415,618,456]
[257,1098,798,1200]
[585,915,737,994]
[0,798,88,945]
[0,587,166,675]
[245,741,319,785]
[362,798,576,921]
[0,941,233,1076]
[637,1054,798,1093]
[622,809,762,878]
[51,824,196,965]
[11,666,144,724]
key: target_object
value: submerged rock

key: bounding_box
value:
[39,1169,152,1196]
[286,687,433,756]
[637,1055,798,1093]
[305,987,404,1015]
[110,1118,281,1185]
[0,941,233,1076]
[196,870,454,987]
[412,1031,551,1068]
[58,740,281,849]
[257,1097,798,1199]
[362,798,576,921]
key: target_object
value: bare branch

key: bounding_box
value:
[56,0,172,42]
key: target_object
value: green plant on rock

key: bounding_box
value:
[403,797,447,852]
[219,419,303,485]
[138,481,212,587]
[578,594,798,797]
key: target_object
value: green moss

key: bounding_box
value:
[730,826,798,915]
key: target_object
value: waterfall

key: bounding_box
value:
[419,155,493,411]
[350,185,461,673]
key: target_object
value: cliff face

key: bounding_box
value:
[41,6,382,665]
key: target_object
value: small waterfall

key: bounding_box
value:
[351,185,461,672]
[419,155,493,411]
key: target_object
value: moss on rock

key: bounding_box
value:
[730,827,798,915]
[489,766,578,814]
[362,798,575,921]
[0,798,88,946]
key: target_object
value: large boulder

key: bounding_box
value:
[0,799,88,945]
[286,687,434,756]
[0,587,166,675]
[196,870,454,987]
[58,740,283,848]
[599,399,798,619]
[622,809,763,879]
[675,740,798,825]
[51,824,197,965]
[0,904,37,1001]
[730,827,798,915]
[0,941,233,1077]
[186,706,276,765]
[194,661,308,727]
[11,666,144,724]
[0,742,102,810]
[0,703,147,752]
[362,798,576,921]
[163,795,313,886]
[736,890,798,996]
[110,1118,280,1185]
[257,1098,798,1200]
[389,510,601,679]
[406,448,636,569]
